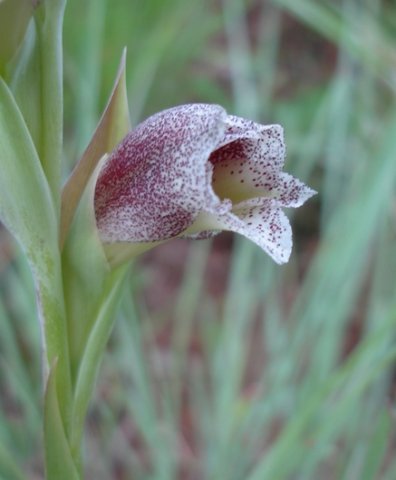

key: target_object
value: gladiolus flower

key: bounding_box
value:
[94,104,315,264]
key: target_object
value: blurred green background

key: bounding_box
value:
[1,0,396,478]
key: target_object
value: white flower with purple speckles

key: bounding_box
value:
[94,104,315,264]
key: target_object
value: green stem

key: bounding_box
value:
[33,0,74,469]
[35,0,66,208]
[44,359,79,480]
[35,252,72,436]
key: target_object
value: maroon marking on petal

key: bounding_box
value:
[95,104,227,243]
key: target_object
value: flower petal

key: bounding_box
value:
[95,104,227,242]
[218,116,285,166]
[227,201,292,264]
[184,197,292,264]
[210,124,286,204]
[276,172,317,207]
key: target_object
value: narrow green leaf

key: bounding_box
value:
[0,0,33,75]
[44,362,80,480]
[0,76,57,264]
[9,20,43,158]
[0,442,26,480]
[71,0,107,153]
[360,411,392,480]
[60,49,131,246]
[246,310,396,480]
[70,265,127,464]
[0,77,72,434]
[61,154,129,460]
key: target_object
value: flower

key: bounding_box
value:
[94,104,315,264]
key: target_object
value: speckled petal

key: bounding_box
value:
[185,199,292,264]
[95,104,227,242]
[276,172,316,207]
[222,119,285,163]
[227,201,292,263]
[209,124,286,204]
[183,115,311,262]
[218,116,285,168]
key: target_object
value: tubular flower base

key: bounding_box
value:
[94,104,315,264]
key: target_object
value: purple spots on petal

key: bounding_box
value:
[94,103,315,263]
[210,200,292,263]
[208,125,287,204]
[95,104,227,242]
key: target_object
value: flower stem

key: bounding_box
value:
[35,0,67,209]
[36,256,72,433]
